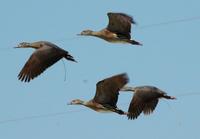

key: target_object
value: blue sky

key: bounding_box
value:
[0,0,200,138]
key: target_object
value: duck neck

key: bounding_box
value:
[89,31,100,37]
[29,42,44,49]
[79,100,87,106]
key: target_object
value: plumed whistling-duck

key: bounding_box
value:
[68,73,129,115]
[15,41,77,82]
[78,12,142,45]
[120,86,176,120]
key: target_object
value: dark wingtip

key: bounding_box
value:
[120,72,129,83]
[107,12,136,24]
[118,12,135,24]
[18,71,32,83]
[127,113,138,120]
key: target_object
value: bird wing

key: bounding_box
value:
[107,12,135,39]
[127,94,145,120]
[18,46,63,82]
[93,73,129,107]
[143,99,159,115]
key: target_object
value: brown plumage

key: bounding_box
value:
[68,73,129,115]
[121,86,176,120]
[15,41,76,82]
[79,12,142,45]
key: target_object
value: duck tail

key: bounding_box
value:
[115,109,127,115]
[64,53,77,62]
[163,94,176,100]
[130,40,142,46]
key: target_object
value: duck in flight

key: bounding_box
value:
[78,12,142,45]
[15,41,77,82]
[121,86,176,120]
[68,73,129,115]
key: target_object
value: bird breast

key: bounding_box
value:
[85,101,112,113]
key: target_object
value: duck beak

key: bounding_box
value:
[14,46,20,48]
[77,33,81,36]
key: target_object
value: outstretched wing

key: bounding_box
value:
[18,46,63,82]
[93,73,129,107]
[107,12,135,39]
[143,99,159,115]
[128,86,162,119]
[127,94,145,120]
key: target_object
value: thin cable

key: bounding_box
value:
[61,59,67,82]
[138,16,200,29]
[0,47,13,51]
[0,110,82,125]
[52,35,83,43]
[163,100,182,126]
[0,92,199,125]
[0,36,82,52]
[174,92,200,97]
[0,103,129,125]
[0,15,200,51]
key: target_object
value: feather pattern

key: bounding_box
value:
[93,73,129,107]
[18,41,76,82]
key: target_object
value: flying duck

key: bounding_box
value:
[68,73,129,115]
[15,41,77,82]
[121,86,176,120]
[78,12,142,45]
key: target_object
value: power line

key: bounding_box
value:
[0,15,200,124]
[175,92,200,97]
[0,92,199,125]
[138,16,200,29]
[163,100,182,126]
[0,110,81,125]
[1,15,200,52]
[0,36,81,51]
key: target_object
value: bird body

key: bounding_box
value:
[83,100,115,113]
[68,73,129,115]
[15,41,76,82]
[121,86,176,119]
[79,12,142,45]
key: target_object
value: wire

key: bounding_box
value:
[0,36,82,52]
[0,110,82,125]
[0,15,200,124]
[138,16,200,29]
[61,59,67,82]
[174,92,200,97]
[163,100,182,126]
[0,92,199,125]
[0,93,200,126]
[0,15,200,51]
[0,47,14,51]
[51,35,82,43]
